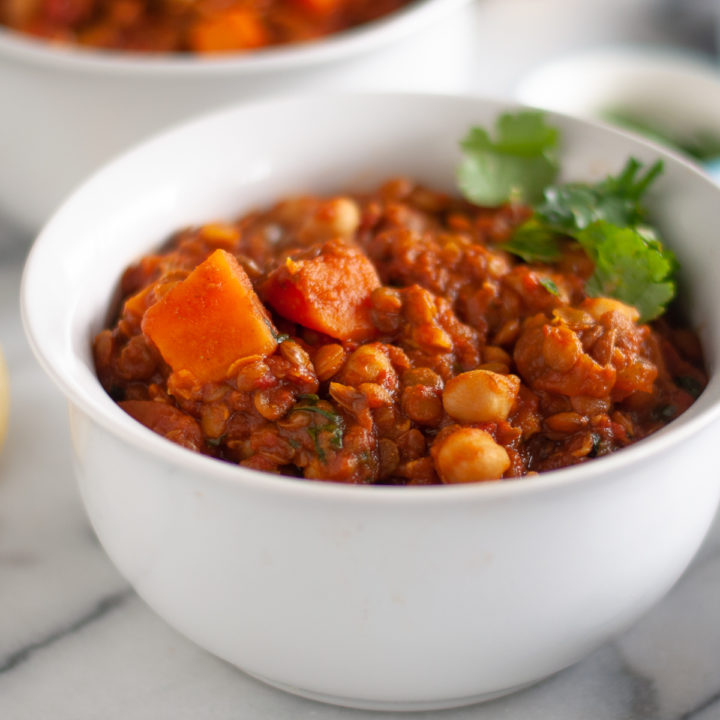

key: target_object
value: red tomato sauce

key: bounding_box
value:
[93,179,706,484]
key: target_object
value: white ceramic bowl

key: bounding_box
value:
[21,93,720,711]
[515,48,720,179]
[0,0,474,235]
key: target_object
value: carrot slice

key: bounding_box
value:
[142,249,277,383]
[263,241,380,342]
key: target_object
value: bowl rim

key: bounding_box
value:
[20,90,720,504]
[515,45,720,111]
[0,0,470,77]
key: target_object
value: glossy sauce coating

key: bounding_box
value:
[93,179,706,484]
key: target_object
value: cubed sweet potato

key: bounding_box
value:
[189,9,269,52]
[142,249,277,383]
[263,241,380,342]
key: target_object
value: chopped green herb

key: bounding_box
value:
[538,277,560,296]
[604,108,720,162]
[534,158,663,233]
[457,111,560,205]
[577,222,676,322]
[264,317,290,343]
[293,405,340,423]
[676,375,703,398]
[502,220,562,263]
[297,393,320,403]
[655,404,677,421]
[207,435,226,448]
[458,112,677,322]
[291,403,345,461]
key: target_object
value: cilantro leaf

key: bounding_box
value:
[538,277,560,296]
[457,111,560,206]
[458,113,678,322]
[501,156,674,320]
[534,158,663,232]
[502,220,562,262]
[577,221,676,322]
[604,108,720,162]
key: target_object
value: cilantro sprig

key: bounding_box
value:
[458,111,560,206]
[577,222,676,320]
[457,113,677,322]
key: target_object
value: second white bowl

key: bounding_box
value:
[0,0,474,235]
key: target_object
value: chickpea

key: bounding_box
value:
[433,428,510,483]
[582,297,640,324]
[310,197,361,238]
[442,369,520,423]
[542,325,582,372]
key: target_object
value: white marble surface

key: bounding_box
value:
[2,0,720,717]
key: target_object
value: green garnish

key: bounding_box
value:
[534,158,663,232]
[293,405,340,423]
[604,108,720,162]
[503,220,562,263]
[457,111,560,205]
[577,222,676,322]
[458,112,677,322]
[291,403,345,461]
[676,376,703,398]
[654,404,677,421]
[538,277,560,296]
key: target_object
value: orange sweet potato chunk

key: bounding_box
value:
[142,249,277,383]
[263,241,380,342]
[189,10,269,53]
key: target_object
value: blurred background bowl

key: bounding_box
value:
[515,48,720,180]
[21,92,720,711]
[0,0,474,235]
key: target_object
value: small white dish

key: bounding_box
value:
[515,48,720,182]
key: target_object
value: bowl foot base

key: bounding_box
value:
[245,671,536,711]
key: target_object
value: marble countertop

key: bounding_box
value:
[2,1,720,717]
